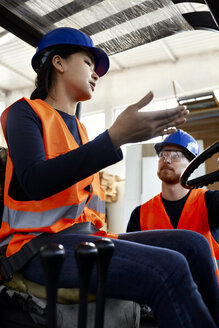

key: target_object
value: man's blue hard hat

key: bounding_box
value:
[154,129,199,160]
[31,27,109,77]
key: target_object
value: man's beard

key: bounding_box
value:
[157,168,181,185]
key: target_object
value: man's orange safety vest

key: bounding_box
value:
[140,189,219,282]
[0,98,117,258]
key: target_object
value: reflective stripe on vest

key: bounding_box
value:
[1,196,105,230]
[87,194,105,214]
[0,98,109,257]
[2,200,88,229]
[140,189,219,283]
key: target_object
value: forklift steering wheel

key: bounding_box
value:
[180,141,219,189]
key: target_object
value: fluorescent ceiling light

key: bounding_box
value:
[25,0,74,16]
[90,7,192,44]
[0,33,15,46]
[55,0,147,29]
[176,3,208,15]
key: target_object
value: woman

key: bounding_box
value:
[0,27,218,328]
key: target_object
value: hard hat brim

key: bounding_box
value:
[154,130,199,160]
[32,44,109,77]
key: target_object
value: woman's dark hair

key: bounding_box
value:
[31,47,81,100]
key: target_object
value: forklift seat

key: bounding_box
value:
[0,271,141,328]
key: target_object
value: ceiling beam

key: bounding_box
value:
[160,40,177,62]
[204,0,219,27]
[183,11,219,30]
[0,4,43,47]
[0,60,34,84]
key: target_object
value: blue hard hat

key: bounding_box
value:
[154,129,199,160]
[31,27,109,77]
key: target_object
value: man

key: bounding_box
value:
[127,129,219,281]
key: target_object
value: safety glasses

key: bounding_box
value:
[158,149,186,162]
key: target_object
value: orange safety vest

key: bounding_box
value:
[0,98,118,258]
[140,189,219,282]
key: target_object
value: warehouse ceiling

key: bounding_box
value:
[0,0,219,92]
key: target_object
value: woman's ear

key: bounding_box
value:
[52,55,64,73]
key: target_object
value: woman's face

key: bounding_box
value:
[55,50,99,102]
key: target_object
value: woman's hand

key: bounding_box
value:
[108,91,188,149]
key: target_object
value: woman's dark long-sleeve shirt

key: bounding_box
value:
[6,99,123,201]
